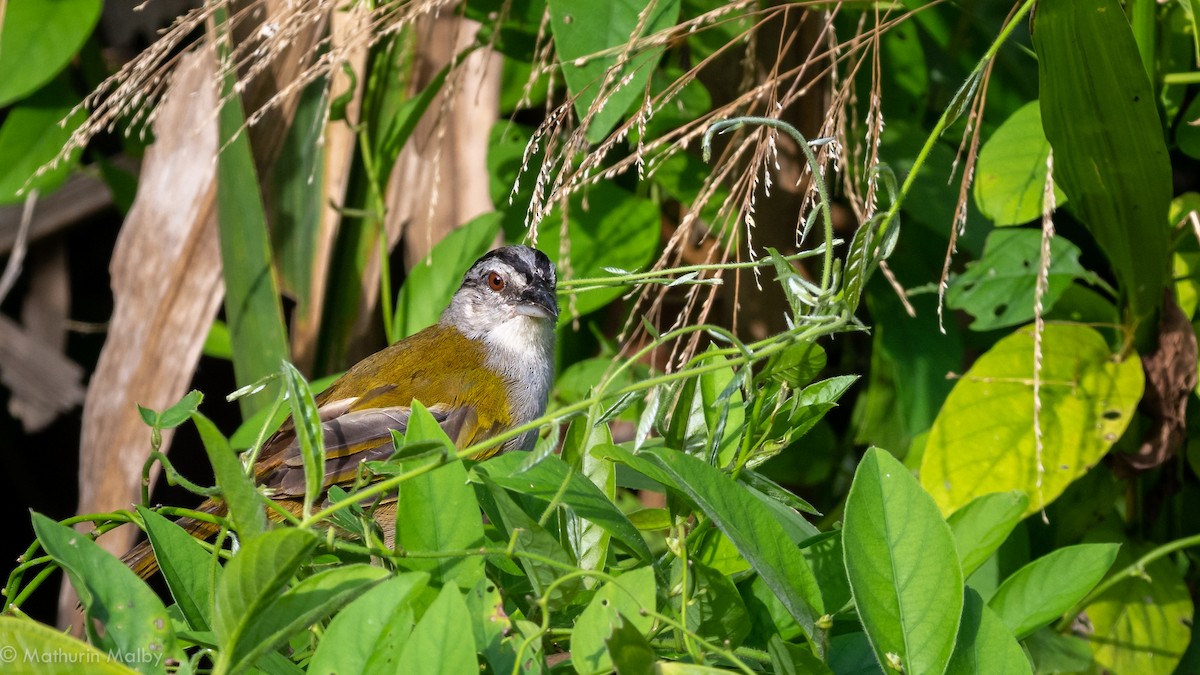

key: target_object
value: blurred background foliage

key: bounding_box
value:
[1,0,1200,671]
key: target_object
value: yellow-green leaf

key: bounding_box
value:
[921,324,1142,516]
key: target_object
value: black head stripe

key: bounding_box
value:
[469,246,556,290]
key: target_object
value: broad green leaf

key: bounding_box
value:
[768,634,834,675]
[30,513,177,674]
[1035,0,1171,335]
[479,476,581,608]
[761,340,826,389]
[842,448,962,675]
[638,447,825,644]
[921,324,1143,516]
[137,506,218,632]
[231,564,389,673]
[477,452,651,561]
[571,566,656,675]
[395,459,486,588]
[213,8,289,419]
[192,412,266,539]
[946,230,1097,330]
[281,361,324,518]
[394,212,503,338]
[605,617,657,675]
[1023,628,1093,674]
[537,181,661,318]
[0,0,102,106]
[562,418,616,574]
[465,577,515,674]
[308,572,429,675]
[827,631,883,675]
[803,531,851,617]
[987,543,1119,640]
[212,529,317,672]
[973,101,1066,226]
[945,587,1031,675]
[946,491,1030,578]
[0,78,87,204]
[1084,545,1193,674]
[395,583,477,675]
[698,347,745,467]
[0,616,138,675]
[548,0,681,143]
[272,78,326,331]
[672,559,750,649]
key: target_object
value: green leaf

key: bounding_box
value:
[987,543,1119,640]
[395,459,486,588]
[307,572,430,675]
[478,452,651,561]
[782,374,858,443]
[761,341,827,389]
[137,506,218,632]
[605,617,657,675]
[945,587,1032,675]
[213,8,290,419]
[0,616,139,675]
[571,566,656,675]
[0,78,87,204]
[1023,628,1093,674]
[1035,0,1171,334]
[395,583,478,675]
[281,361,324,518]
[30,513,177,674]
[921,324,1143,516]
[465,577,515,674]
[480,476,581,608]
[394,212,503,338]
[212,529,318,672]
[0,0,102,106]
[947,491,1030,578]
[537,182,661,318]
[637,447,825,644]
[973,101,1067,226]
[231,564,390,673]
[1083,544,1193,674]
[192,412,266,539]
[156,391,205,430]
[271,79,326,325]
[561,417,615,573]
[672,559,750,649]
[842,448,963,675]
[548,0,681,143]
[946,230,1097,331]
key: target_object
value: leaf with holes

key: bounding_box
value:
[946,229,1098,331]
[921,324,1143,517]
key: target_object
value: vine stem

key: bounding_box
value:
[1055,533,1200,631]
[702,118,836,291]
[876,0,1037,241]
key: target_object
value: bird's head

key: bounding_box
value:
[440,245,558,342]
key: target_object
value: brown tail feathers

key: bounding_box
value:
[123,499,227,580]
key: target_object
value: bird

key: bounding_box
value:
[124,244,558,578]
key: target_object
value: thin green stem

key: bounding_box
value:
[877,0,1036,239]
[1056,533,1200,630]
[556,245,836,290]
[703,117,835,291]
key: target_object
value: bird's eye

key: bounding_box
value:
[487,271,506,291]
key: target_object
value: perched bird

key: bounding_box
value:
[125,245,558,577]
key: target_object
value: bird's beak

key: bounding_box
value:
[516,286,559,320]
